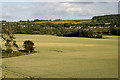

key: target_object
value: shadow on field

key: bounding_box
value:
[51,50,63,53]
[2,49,38,58]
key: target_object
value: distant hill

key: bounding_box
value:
[92,14,120,25]
[2,14,119,26]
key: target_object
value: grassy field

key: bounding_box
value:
[2,34,118,78]
[35,19,91,24]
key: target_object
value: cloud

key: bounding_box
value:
[66,8,82,12]
[2,2,118,21]
[31,2,118,19]
[2,13,12,19]
[2,3,34,21]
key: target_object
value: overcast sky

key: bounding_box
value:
[1,0,120,2]
[1,1,119,21]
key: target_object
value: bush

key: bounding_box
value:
[96,34,102,38]
[2,50,30,58]
[6,48,13,53]
[88,34,93,38]
[93,34,102,38]
[110,27,117,35]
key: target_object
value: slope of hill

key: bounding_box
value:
[92,14,120,24]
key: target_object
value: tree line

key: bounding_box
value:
[2,14,120,38]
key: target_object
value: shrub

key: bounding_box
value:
[93,34,102,38]
[110,27,117,35]
[2,50,30,58]
[6,48,13,53]
[96,34,102,38]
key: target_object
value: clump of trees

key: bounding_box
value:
[2,24,35,58]
[23,40,35,53]
[110,27,120,35]
[2,25,19,53]
[63,29,102,38]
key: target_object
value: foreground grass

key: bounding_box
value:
[2,34,118,78]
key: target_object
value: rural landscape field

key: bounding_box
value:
[2,34,118,78]
[1,1,119,79]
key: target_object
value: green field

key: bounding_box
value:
[2,34,118,78]
[35,19,91,24]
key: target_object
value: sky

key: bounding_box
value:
[1,0,119,21]
[1,0,120,2]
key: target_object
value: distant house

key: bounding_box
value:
[3,24,6,25]
[88,26,111,29]
[69,26,75,29]
[23,25,26,27]
[76,26,81,29]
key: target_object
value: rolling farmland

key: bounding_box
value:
[2,34,118,78]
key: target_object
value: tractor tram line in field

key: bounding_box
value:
[2,65,36,78]
[2,65,70,78]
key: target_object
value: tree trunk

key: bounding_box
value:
[9,41,13,54]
